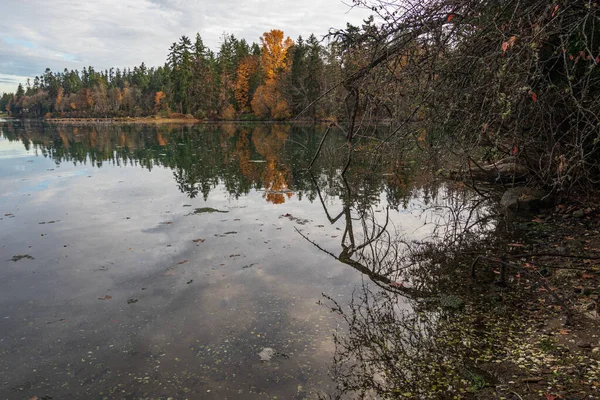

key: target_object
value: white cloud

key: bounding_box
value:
[0,0,372,94]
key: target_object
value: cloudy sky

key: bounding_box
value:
[0,0,372,94]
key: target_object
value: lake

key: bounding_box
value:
[0,121,495,399]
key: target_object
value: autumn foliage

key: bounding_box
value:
[235,56,258,112]
[251,30,293,120]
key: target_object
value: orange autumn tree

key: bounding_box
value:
[154,91,167,113]
[235,56,258,112]
[251,30,293,120]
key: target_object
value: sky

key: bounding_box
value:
[0,0,373,94]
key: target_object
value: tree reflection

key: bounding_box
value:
[302,169,510,399]
[2,121,425,208]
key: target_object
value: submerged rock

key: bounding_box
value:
[500,187,550,210]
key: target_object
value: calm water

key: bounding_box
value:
[0,121,494,399]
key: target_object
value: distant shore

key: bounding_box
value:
[43,116,202,125]
[33,116,331,125]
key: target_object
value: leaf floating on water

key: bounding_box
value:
[188,207,229,215]
[192,238,205,243]
[258,347,275,361]
[160,221,173,225]
[98,295,112,300]
[177,260,189,265]
[9,254,35,262]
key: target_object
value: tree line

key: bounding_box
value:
[0,29,350,121]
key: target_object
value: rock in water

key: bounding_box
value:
[500,187,550,210]
[258,347,275,361]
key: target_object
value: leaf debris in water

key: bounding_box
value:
[9,254,35,262]
[188,207,229,215]
[258,347,275,361]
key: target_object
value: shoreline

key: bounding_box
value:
[34,117,333,125]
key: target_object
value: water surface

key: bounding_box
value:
[0,121,493,399]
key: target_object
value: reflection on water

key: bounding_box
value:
[0,120,500,399]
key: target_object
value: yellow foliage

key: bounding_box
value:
[154,91,166,111]
[55,87,64,111]
[251,80,290,120]
[220,103,237,120]
[235,56,258,112]
[260,30,294,79]
[251,85,270,118]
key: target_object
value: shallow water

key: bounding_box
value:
[0,121,492,399]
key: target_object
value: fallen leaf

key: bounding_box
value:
[98,295,112,300]
[447,14,454,22]
[559,329,570,335]
[192,238,205,243]
[532,92,538,102]
[551,5,559,18]
[508,243,525,247]
[582,273,595,279]
[177,260,189,265]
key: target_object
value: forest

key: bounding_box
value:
[2,0,599,196]
[0,29,342,121]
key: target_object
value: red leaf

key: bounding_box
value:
[502,41,509,52]
[447,14,455,22]
[545,394,558,400]
[532,92,538,102]
[552,5,559,18]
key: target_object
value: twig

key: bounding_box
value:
[308,124,333,170]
